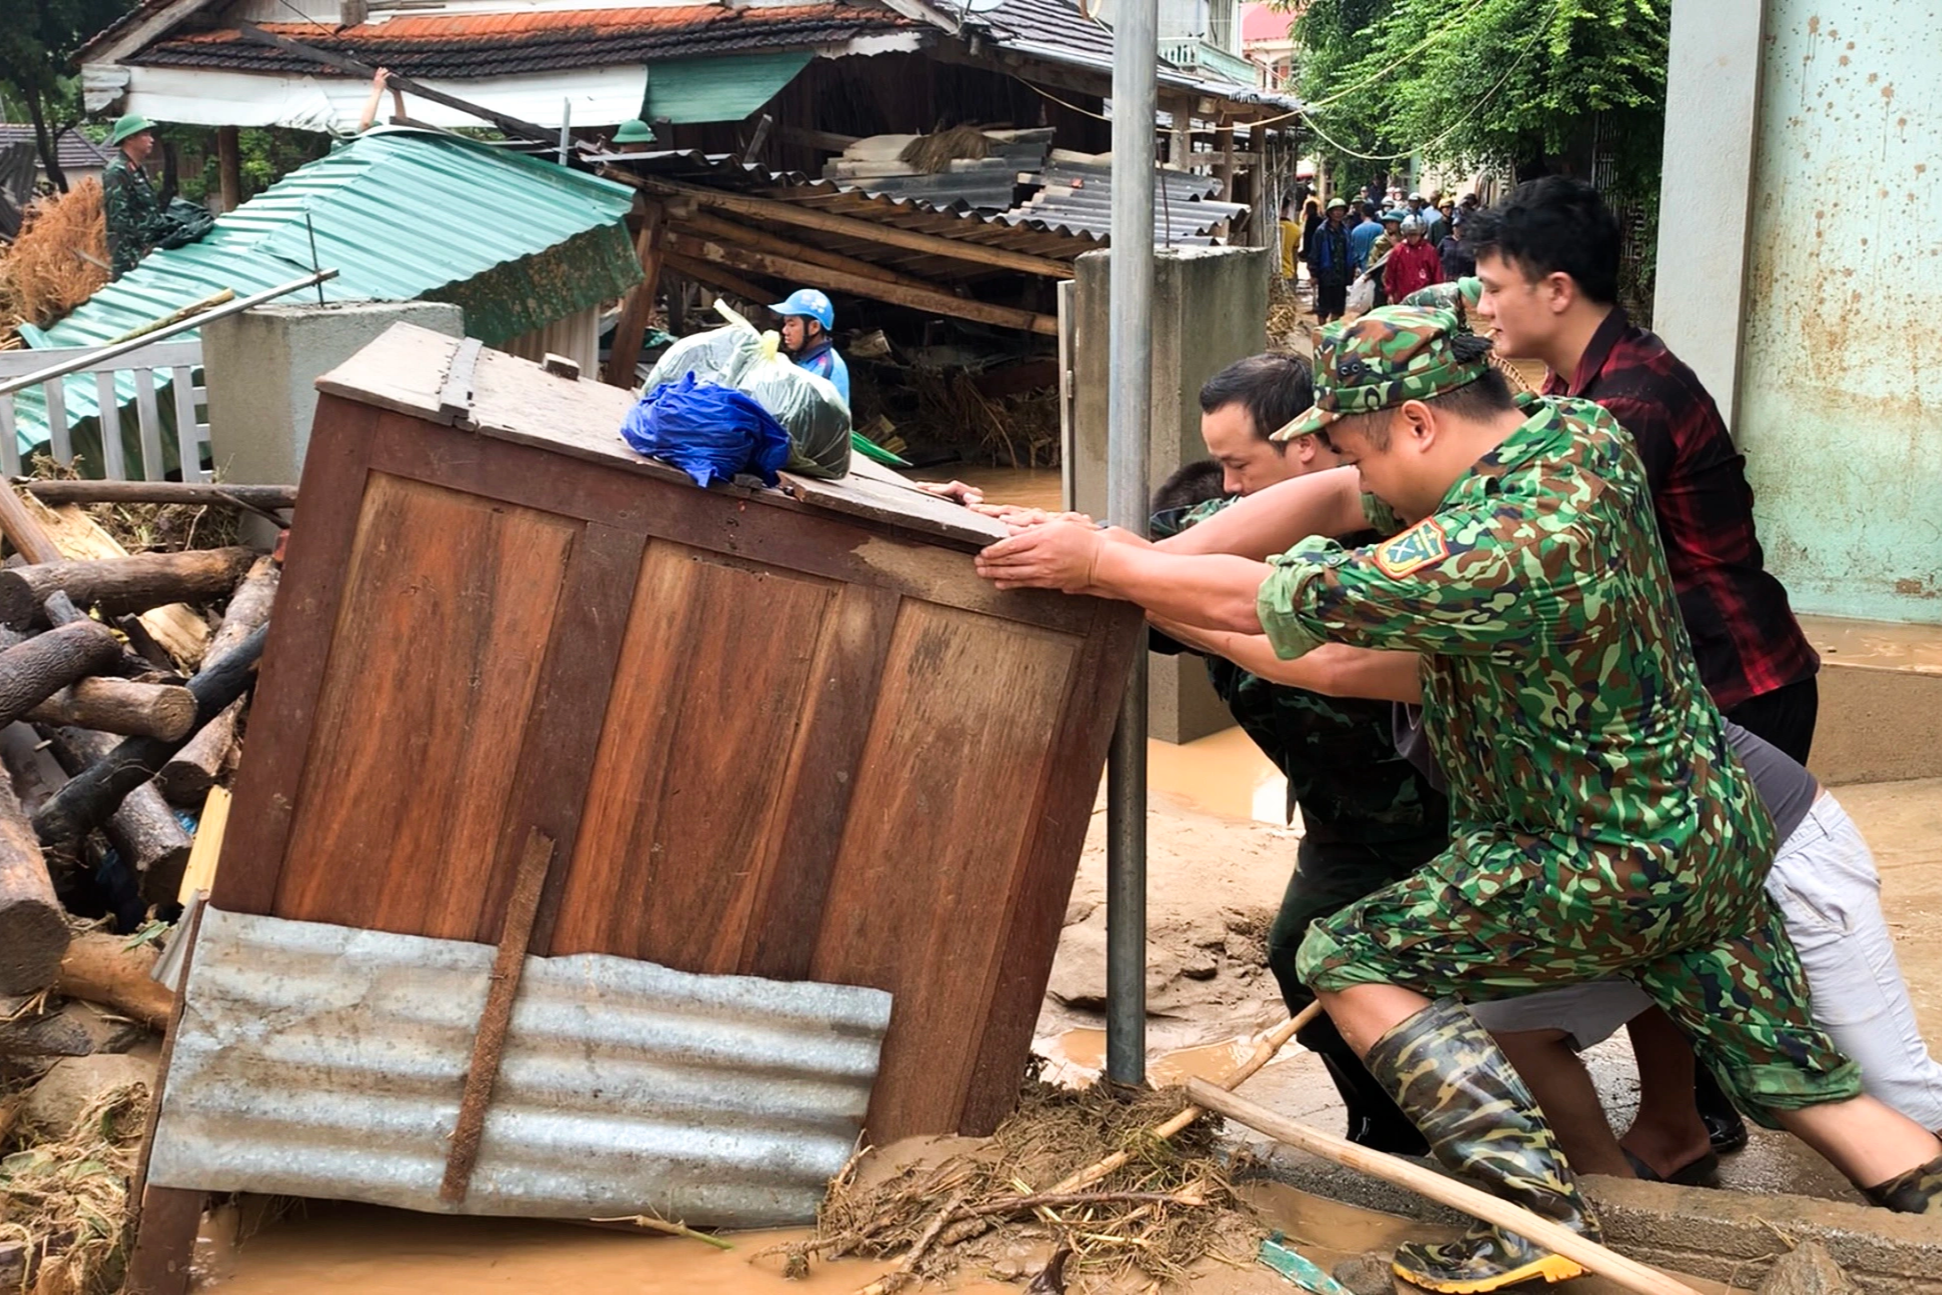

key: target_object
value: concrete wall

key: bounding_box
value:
[204,300,465,491]
[1650,0,1765,431]
[1716,0,1942,622]
[1070,244,1271,743]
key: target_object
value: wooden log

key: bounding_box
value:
[27,678,198,741]
[17,481,297,511]
[158,698,241,807]
[665,234,1061,337]
[32,623,267,852]
[661,252,777,307]
[0,480,62,564]
[619,174,1076,280]
[201,556,278,678]
[21,493,214,668]
[45,727,193,904]
[0,547,257,629]
[0,767,67,995]
[676,210,946,294]
[1185,1079,1706,1295]
[0,619,124,728]
[54,931,173,1032]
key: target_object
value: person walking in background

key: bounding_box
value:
[1349,201,1384,275]
[1438,219,1476,281]
[1306,198,1355,323]
[1382,216,1443,303]
[1279,200,1302,280]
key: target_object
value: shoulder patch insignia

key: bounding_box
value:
[1373,518,1450,578]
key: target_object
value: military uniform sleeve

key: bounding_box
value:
[1256,501,1604,661]
[1359,492,1405,536]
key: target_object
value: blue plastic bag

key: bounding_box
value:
[619,373,791,488]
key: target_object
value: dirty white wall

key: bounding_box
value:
[1694,0,1942,622]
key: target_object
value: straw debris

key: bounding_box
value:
[764,1076,1262,1291]
[23,455,242,555]
[898,126,992,175]
[0,182,111,333]
[0,1081,149,1295]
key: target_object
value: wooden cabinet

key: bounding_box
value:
[212,326,1141,1140]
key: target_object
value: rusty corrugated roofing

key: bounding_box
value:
[133,5,917,77]
[147,906,893,1226]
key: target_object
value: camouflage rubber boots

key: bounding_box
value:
[1365,998,1601,1293]
[1866,1156,1942,1212]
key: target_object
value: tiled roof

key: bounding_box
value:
[132,5,917,76]
[0,124,115,171]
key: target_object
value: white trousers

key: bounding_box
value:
[1468,794,1942,1131]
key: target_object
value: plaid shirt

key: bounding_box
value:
[1544,309,1817,711]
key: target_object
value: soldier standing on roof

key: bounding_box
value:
[102,115,175,279]
[973,305,1942,1291]
[771,288,851,405]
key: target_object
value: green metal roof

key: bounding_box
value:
[16,127,640,452]
[644,52,810,125]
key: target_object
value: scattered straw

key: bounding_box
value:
[22,455,242,555]
[910,370,1059,469]
[0,182,110,331]
[762,1077,1261,1291]
[898,127,991,175]
[0,1081,150,1295]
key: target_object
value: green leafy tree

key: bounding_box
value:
[1292,0,1668,198]
[0,0,139,191]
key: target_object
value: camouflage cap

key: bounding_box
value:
[1269,305,1489,442]
[1401,276,1482,313]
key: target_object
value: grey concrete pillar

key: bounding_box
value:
[203,302,466,529]
[1071,244,1271,743]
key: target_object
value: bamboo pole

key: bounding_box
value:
[1187,1079,1704,1295]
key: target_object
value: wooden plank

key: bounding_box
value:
[744,579,901,980]
[675,211,945,294]
[548,542,841,969]
[811,603,1079,1141]
[311,322,467,426]
[960,598,1142,1133]
[661,250,775,306]
[210,400,378,915]
[621,175,1075,280]
[666,234,1059,337]
[504,519,645,954]
[779,467,1009,547]
[269,473,577,940]
[602,198,665,387]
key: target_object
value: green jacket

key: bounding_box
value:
[1257,393,1774,899]
[103,153,172,279]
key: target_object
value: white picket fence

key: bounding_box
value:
[0,339,211,482]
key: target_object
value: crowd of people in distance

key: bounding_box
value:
[1280,183,1479,324]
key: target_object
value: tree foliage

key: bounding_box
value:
[0,0,140,190]
[1292,0,1668,196]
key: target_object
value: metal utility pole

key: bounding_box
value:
[1104,0,1157,1087]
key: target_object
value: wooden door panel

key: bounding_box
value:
[551,541,839,970]
[273,472,577,938]
[811,600,1078,1139]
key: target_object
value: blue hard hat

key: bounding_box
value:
[770,288,834,331]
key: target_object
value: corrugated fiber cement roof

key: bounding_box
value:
[15,126,638,450]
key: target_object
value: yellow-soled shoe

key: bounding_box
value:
[1392,1227,1589,1293]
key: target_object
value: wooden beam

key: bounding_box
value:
[661,252,776,306]
[216,126,241,213]
[777,125,861,154]
[665,234,1059,337]
[234,21,555,144]
[611,173,1074,280]
[603,198,666,387]
[675,211,944,294]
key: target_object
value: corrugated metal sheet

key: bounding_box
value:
[14,127,638,451]
[645,51,811,124]
[147,907,892,1226]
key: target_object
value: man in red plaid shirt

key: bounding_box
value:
[1466,178,1820,762]
[1465,175,1822,1164]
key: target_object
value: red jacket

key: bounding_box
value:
[1383,239,1443,302]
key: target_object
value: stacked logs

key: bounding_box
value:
[0,478,286,1079]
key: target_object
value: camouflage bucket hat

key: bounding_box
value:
[1270,305,1489,442]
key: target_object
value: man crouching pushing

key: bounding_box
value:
[974,306,1942,1293]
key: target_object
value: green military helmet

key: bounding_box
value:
[109,114,157,146]
[1270,305,1490,442]
[612,118,656,144]
[1325,196,1348,210]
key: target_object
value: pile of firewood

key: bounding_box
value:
[0,478,287,1076]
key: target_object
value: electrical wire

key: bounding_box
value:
[1296,28,1543,163]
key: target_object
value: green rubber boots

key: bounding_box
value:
[1366,998,1601,1293]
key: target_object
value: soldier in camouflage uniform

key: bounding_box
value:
[976,306,1942,1292]
[103,114,190,280]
